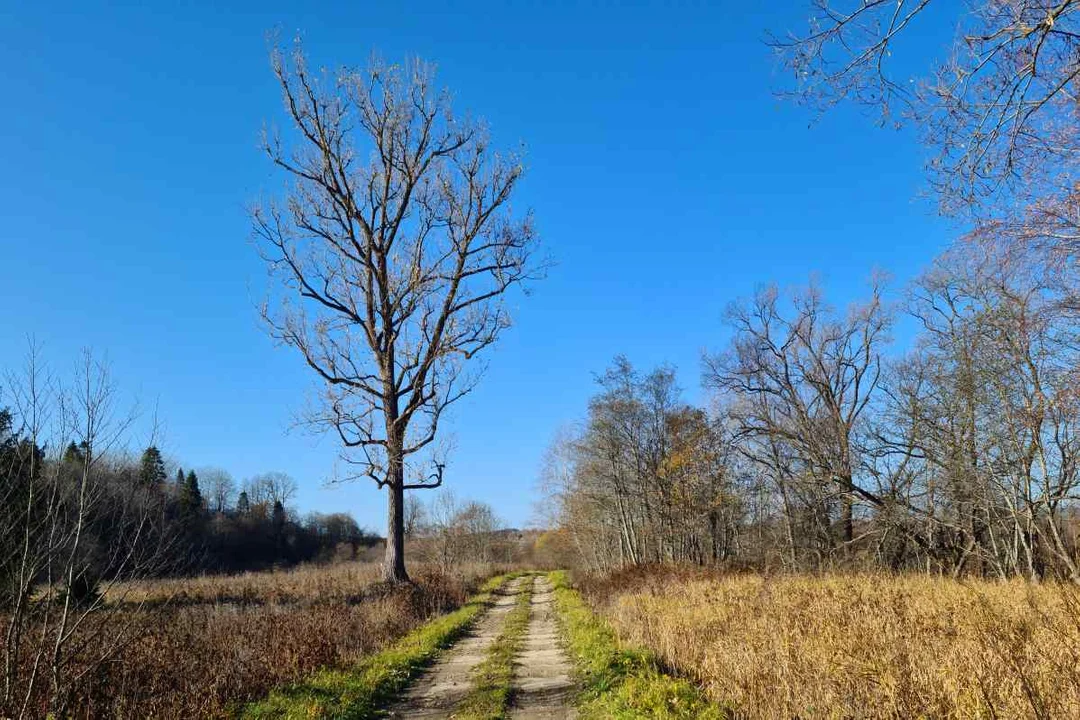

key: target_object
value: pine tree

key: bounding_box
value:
[179,470,203,517]
[139,446,167,487]
[63,441,87,466]
[236,490,250,515]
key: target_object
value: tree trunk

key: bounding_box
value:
[842,489,854,546]
[839,472,854,549]
[384,452,409,583]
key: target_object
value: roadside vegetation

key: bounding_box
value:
[109,563,501,718]
[243,573,515,719]
[455,575,536,719]
[580,566,1080,718]
[550,571,724,719]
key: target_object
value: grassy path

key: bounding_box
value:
[509,575,577,719]
[452,575,536,719]
[383,575,531,718]
[240,574,519,720]
[242,570,723,720]
[549,571,726,719]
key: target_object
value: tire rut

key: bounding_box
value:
[509,576,576,719]
[383,575,530,719]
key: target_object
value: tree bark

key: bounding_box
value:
[384,454,409,583]
[842,484,854,546]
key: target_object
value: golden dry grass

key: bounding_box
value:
[587,569,1080,719]
[107,560,502,605]
[106,561,387,605]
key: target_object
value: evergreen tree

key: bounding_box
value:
[0,408,12,445]
[174,467,185,493]
[63,441,87,466]
[272,500,287,556]
[178,470,203,517]
[139,446,167,487]
[236,490,250,515]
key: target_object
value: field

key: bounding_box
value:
[13,561,500,718]
[579,567,1080,719]
[11,558,1080,718]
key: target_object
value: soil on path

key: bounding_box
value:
[509,576,576,719]
[384,575,530,719]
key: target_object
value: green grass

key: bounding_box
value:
[454,574,536,719]
[548,571,729,720]
[240,574,515,720]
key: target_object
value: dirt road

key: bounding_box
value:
[383,574,576,718]
[384,576,530,718]
[509,575,576,719]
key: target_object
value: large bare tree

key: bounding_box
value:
[254,43,540,582]
[705,281,891,557]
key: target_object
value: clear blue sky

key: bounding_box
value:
[0,1,958,532]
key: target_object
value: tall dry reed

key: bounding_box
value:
[586,568,1080,718]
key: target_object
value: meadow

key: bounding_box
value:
[580,567,1080,719]
[11,560,500,718]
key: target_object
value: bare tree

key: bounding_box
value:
[772,0,1080,211]
[425,490,463,571]
[417,490,504,568]
[543,358,740,571]
[705,280,892,559]
[200,467,235,514]
[1,346,173,717]
[254,42,541,582]
[544,245,1080,580]
[456,500,502,563]
[403,492,425,539]
[251,471,297,509]
[899,233,1080,579]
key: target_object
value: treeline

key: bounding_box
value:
[0,351,377,607]
[544,233,1080,580]
[2,433,376,596]
[149,453,380,573]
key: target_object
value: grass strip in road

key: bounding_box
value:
[549,570,729,719]
[454,574,536,719]
[240,573,515,720]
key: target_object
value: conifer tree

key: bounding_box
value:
[179,470,203,517]
[63,441,86,466]
[139,446,167,488]
[236,490,250,515]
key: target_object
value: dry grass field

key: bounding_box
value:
[582,567,1080,719]
[106,558,388,606]
[16,561,501,718]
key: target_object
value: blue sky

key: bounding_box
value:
[0,1,959,531]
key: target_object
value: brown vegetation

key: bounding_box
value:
[581,566,1080,718]
[106,558,386,606]
[7,561,497,718]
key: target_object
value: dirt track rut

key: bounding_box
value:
[509,576,576,719]
[384,576,530,719]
